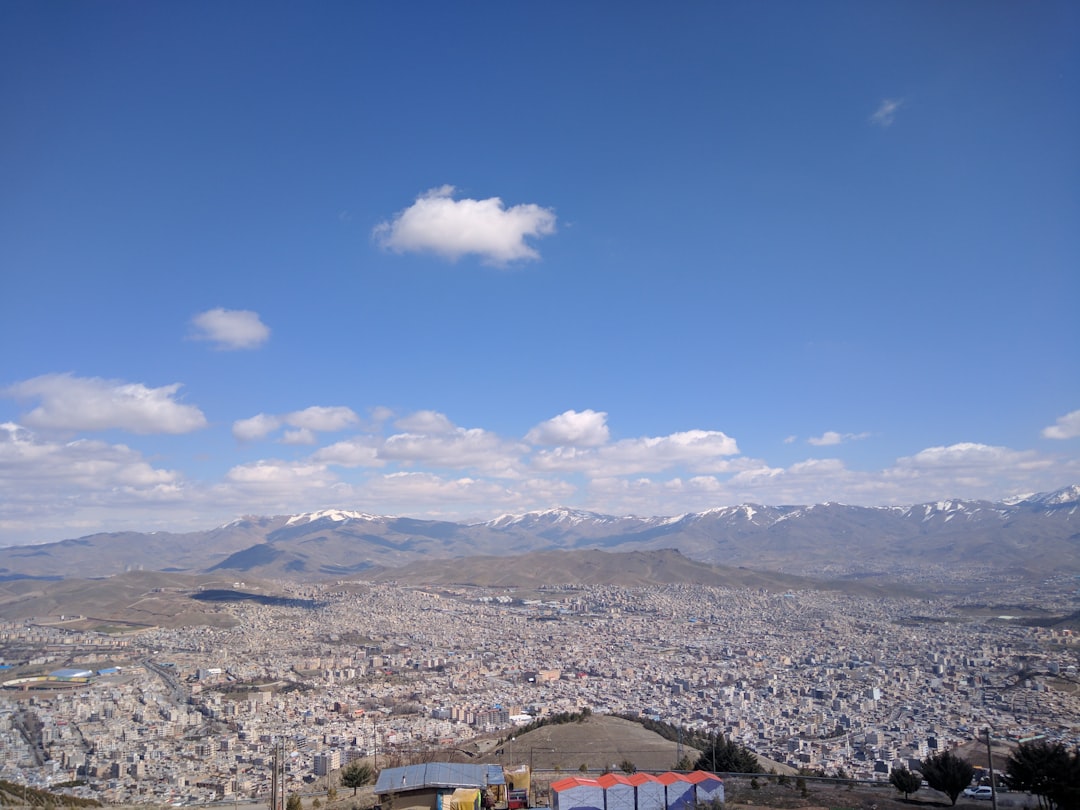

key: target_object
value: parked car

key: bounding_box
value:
[962,785,995,800]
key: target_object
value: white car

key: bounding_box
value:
[962,786,995,800]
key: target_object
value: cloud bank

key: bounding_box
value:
[1,395,1077,545]
[373,186,557,264]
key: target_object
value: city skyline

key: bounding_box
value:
[2,3,1078,545]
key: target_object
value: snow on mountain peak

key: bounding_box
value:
[1028,484,1080,507]
[483,507,639,529]
[284,510,382,527]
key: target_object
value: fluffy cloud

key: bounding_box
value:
[362,471,520,508]
[526,409,610,447]
[225,459,338,491]
[232,406,359,442]
[373,185,557,264]
[4,374,206,435]
[233,413,281,442]
[281,428,317,445]
[382,426,524,475]
[870,98,903,127]
[893,442,1046,471]
[287,406,359,432]
[190,308,270,350]
[4,394,1077,544]
[533,429,739,476]
[0,422,186,542]
[395,410,457,435]
[808,430,870,447]
[1043,409,1080,440]
[0,422,179,489]
[312,437,383,467]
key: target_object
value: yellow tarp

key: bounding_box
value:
[448,788,480,810]
[504,765,531,793]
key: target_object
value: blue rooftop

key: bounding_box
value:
[374,763,504,795]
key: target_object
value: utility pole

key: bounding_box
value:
[985,728,998,810]
[270,742,278,810]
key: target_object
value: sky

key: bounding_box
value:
[2,2,1079,546]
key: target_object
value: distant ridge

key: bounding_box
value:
[0,485,1076,585]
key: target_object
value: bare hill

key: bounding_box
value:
[0,571,292,629]
[367,548,909,596]
[465,714,793,776]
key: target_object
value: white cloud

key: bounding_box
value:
[373,185,557,264]
[363,471,519,507]
[225,459,338,489]
[232,406,359,442]
[233,413,281,442]
[0,423,188,542]
[190,308,270,350]
[382,426,524,475]
[3,395,1078,545]
[894,442,1041,470]
[527,409,610,447]
[0,422,179,489]
[808,430,870,447]
[870,98,903,127]
[281,428,317,445]
[395,410,457,435]
[286,406,359,432]
[1043,409,1080,440]
[312,437,384,468]
[4,373,207,435]
[532,429,739,476]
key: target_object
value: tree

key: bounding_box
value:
[1005,739,1080,810]
[889,767,922,800]
[619,759,637,774]
[673,754,696,772]
[920,750,974,806]
[340,761,375,796]
[286,795,302,810]
[694,733,762,774]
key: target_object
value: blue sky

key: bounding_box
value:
[2,2,1078,545]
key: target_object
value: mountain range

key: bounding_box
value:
[1,485,1077,585]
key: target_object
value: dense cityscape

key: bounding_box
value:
[1,578,1078,806]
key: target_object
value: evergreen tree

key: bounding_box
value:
[889,767,921,799]
[693,733,762,774]
[286,795,302,810]
[340,761,375,796]
[920,750,974,806]
[1005,739,1080,810]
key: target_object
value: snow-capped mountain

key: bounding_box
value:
[1,486,1077,584]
